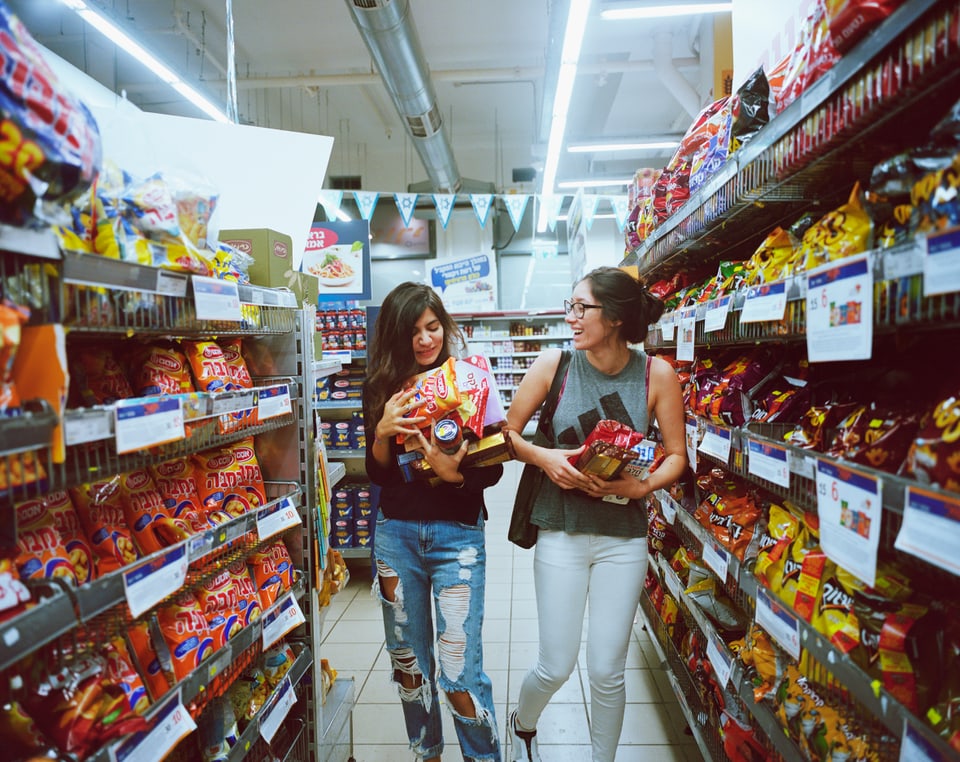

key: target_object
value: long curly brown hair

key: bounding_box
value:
[362,282,466,427]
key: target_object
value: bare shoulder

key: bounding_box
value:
[646,354,680,392]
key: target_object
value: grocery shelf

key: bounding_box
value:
[315,357,344,378]
[321,678,356,754]
[625,0,960,280]
[327,461,347,489]
[0,581,78,671]
[316,400,363,411]
[329,448,365,459]
[338,547,372,559]
[0,223,61,259]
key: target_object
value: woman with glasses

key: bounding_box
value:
[504,266,687,762]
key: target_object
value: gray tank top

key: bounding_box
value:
[531,348,650,538]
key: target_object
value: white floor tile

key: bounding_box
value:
[323,618,386,644]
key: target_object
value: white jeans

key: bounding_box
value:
[515,530,648,762]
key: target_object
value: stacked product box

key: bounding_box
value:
[315,365,366,405]
[329,482,378,549]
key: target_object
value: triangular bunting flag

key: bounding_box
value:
[609,195,629,233]
[542,194,565,232]
[432,194,456,229]
[581,194,601,231]
[470,194,494,228]
[317,189,344,221]
[502,194,530,232]
[394,193,419,227]
[354,191,380,221]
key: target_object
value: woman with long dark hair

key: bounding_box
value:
[363,282,504,762]
[505,267,686,762]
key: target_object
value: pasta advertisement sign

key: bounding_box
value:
[303,220,371,301]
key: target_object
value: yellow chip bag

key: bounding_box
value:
[796,182,873,272]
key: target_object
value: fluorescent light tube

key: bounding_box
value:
[568,140,680,153]
[61,0,229,122]
[538,0,592,233]
[558,178,632,189]
[601,3,732,20]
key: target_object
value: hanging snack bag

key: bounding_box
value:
[903,388,960,492]
[0,5,101,225]
[744,227,800,285]
[192,447,253,518]
[247,540,295,610]
[102,635,150,715]
[195,569,244,649]
[148,458,216,532]
[0,301,28,416]
[126,621,171,702]
[70,478,140,575]
[0,556,30,622]
[156,591,215,681]
[118,469,188,555]
[43,490,95,585]
[226,438,267,510]
[796,182,873,272]
[13,496,76,585]
[227,559,263,627]
[219,338,253,389]
[71,347,135,407]
[754,502,801,596]
[693,474,764,561]
[131,344,194,397]
[183,339,233,393]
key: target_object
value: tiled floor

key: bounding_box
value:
[321,461,704,761]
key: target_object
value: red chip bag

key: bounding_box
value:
[227,559,263,627]
[126,621,170,701]
[14,496,77,585]
[118,469,187,555]
[102,635,150,715]
[195,569,244,649]
[397,357,461,442]
[192,447,254,518]
[219,338,253,389]
[227,438,267,510]
[248,541,295,609]
[183,340,232,392]
[43,490,95,585]
[71,478,141,574]
[132,344,194,396]
[148,458,213,532]
[156,591,215,681]
[71,347,134,406]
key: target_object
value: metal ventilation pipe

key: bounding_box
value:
[344,0,462,193]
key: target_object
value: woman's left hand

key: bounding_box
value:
[579,473,651,502]
[412,429,469,484]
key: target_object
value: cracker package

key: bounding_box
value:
[396,357,462,443]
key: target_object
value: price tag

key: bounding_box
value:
[259,676,297,744]
[755,586,801,660]
[702,540,729,582]
[899,719,950,762]
[114,691,197,762]
[747,439,790,488]
[787,450,816,479]
[883,238,926,281]
[258,384,292,420]
[815,459,882,586]
[706,634,732,688]
[248,288,266,305]
[740,281,787,324]
[924,227,960,297]
[123,544,188,619]
[805,255,874,362]
[660,312,676,342]
[663,562,683,601]
[799,68,835,118]
[676,308,696,362]
[257,497,302,541]
[156,270,188,297]
[658,491,678,525]
[114,397,185,454]
[193,275,242,322]
[262,593,306,649]
[895,487,960,577]
[698,423,732,465]
[703,296,733,333]
[212,390,255,416]
[685,417,698,472]
[64,411,112,445]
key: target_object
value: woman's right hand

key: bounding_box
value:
[537,445,592,491]
[375,388,428,443]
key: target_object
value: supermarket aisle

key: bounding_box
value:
[321,461,703,761]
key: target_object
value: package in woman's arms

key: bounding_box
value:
[568,420,647,479]
[397,428,516,484]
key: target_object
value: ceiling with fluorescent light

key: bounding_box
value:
[7,0,725,196]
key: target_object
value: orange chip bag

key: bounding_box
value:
[71,478,140,574]
[118,469,181,555]
[191,448,253,518]
[227,559,263,627]
[195,569,244,649]
[219,338,253,389]
[0,301,28,415]
[183,340,232,393]
[227,438,267,510]
[71,347,134,406]
[132,344,194,397]
[43,490,95,585]
[248,541,295,610]
[156,591,215,681]
[14,497,76,585]
[102,635,150,715]
[126,621,170,701]
[148,458,210,533]
[0,451,47,499]
[396,357,461,443]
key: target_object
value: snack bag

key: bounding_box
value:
[197,696,239,762]
[744,227,800,285]
[219,338,253,389]
[247,541,295,610]
[131,344,194,396]
[156,591,215,681]
[118,469,187,555]
[148,458,213,532]
[43,490,95,585]
[903,389,960,492]
[568,419,645,480]
[0,556,30,622]
[228,667,270,727]
[126,621,171,702]
[70,478,140,574]
[796,182,873,272]
[226,438,267,510]
[102,635,150,715]
[0,301,28,416]
[263,642,296,688]
[183,340,233,393]
[195,569,244,649]
[227,559,263,627]
[396,357,462,442]
[811,566,864,654]
[71,347,134,406]
[826,0,906,53]
[192,447,254,518]
[754,502,801,595]
[13,496,76,585]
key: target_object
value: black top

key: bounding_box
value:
[363,403,502,524]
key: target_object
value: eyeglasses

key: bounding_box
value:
[564,299,603,319]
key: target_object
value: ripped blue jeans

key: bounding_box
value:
[373,511,500,761]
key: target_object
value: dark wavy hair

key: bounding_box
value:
[363,282,466,425]
[579,266,664,344]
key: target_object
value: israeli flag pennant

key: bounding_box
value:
[317,189,344,220]
[470,194,494,228]
[581,194,601,231]
[609,195,630,232]
[432,194,456,229]
[353,191,380,221]
[394,193,419,227]
[502,194,529,232]
[542,194,565,232]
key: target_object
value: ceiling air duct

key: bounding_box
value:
[344,0,462,193]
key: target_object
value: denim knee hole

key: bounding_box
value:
[437,583,471,682]
[387,646,432,713]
